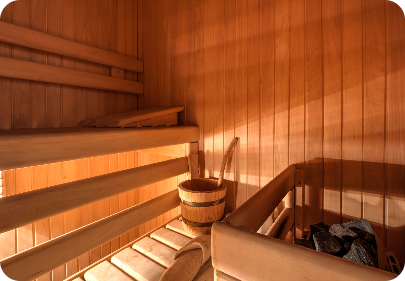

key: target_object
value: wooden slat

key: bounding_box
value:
[132,237,176,267]
[0,126,199,170]
[124,113,178,128]
[0,157,188,234]
[84,261,133,281]
[1,190,180,281]
[150,228,191,250]
[0,56,143,95]
[211,222,396,281]
[141,144,186,158]
[0,21,143,72]
[64,215,181,281]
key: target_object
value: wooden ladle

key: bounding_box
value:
[217,137,239,188]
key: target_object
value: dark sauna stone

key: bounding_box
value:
[333,236,352,256]
[342,219,374,234]
[329,224,358,243]
[293,237,315,250]
[348,227,375,245]
[310,222,330,238]
[343,239,378,268]
[313,231,342,256]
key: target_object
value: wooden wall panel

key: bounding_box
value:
[140,0,405,262]
[0,1,184,280]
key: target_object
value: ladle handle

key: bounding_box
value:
[217,137,238,188]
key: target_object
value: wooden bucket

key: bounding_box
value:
[178,178,227,235]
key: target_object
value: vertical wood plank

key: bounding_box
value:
[204,0,214,179]
[62,0,76,128]
[386,0,405,262]
[117,0,126,113]
[49,163,65,281]
[0,170,16,260]
[305,0,324,229]
[76,159,90,270]
[363,0,386,241]
[247,0,260,200]
[139,0,149,110]
[0,3,12,130]
[85,0,100,120]
[33,165,51,281]
[290,0,305,238]
[12,0,31,129]
[127,151,139,241]
[63,160,78,278]
[109,154,120,252]
[30,0,47,129]
[74,0,87,125]
[125,0,135,112]
[274,0,290,179]
[99,155,111,258]
[342,0,363,223]
[118,152,129,247]
[213,0,225,179]
[106,0,118,115]
[235,0,248,207]
[137,151,146,236]
[260,0,275,191]
[47,0,62,128]
[16,167,34,253]
[322,0,342,226]
[97,0,109,117]
[148,0,158,107]
[88,157,101,264]
[224,0,236,185]
[195,0,205,178]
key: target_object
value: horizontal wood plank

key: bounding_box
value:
[0,157,188,233]
[0,56,143,94]
[0,21,143,72]
[1,190,180,281]
[211,222,397,281]
[0,126,199,170]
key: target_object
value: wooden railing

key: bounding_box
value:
[0,21,143,94]
[212,165,397,281]
[1,191,180,281]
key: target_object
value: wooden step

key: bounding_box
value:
[84,261,133,281]
[72,278,85,281]
[166,219,197,238]
[150,228,192,250]
[111,247,166,281]
[132,237,176,267]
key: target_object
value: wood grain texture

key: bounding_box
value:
[322,0,342,226]
[289,0,305,238]
[0,57,144,95]
[1,191,180,281]
[0,126,199,171]
[363,0,386,241]
[0,21,144,72]
[342,0,363,224]
[305,0,323,229]
[386,1,405,262]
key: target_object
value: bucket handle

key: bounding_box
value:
[217,137,239,188]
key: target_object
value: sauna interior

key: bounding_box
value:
[0,0,404,280]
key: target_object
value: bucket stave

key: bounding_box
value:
[178,178,227,235]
